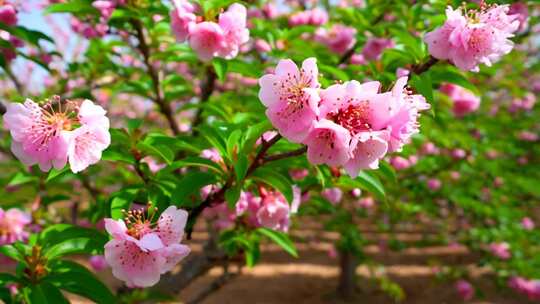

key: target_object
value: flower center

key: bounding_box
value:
[122,205,158,239]
[331,102,372,135]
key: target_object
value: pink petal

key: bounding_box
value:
[157,206,188,246]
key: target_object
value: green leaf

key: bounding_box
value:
[226,129,242,161]
[430,68,479,95]
[27,282,69,304]
[212,58,228,82]
[251,168,293,203]
[7,172,37,186]
[137,141,174,165]
[47,260,116,304]
[0,273,19,285]
[46,167,70,182]
[39,224,108,250]
[45,0,99,14]
[163,157,225,175]
[377,161,397,183]
[356,171,386,200]
[171,171,218,204]
[44,237,104,259]
[257,228,298,257]
[110,187,140,219]
[225,186,241,208]
[234,154,248,182]
[0,245,23,262]
[411,72,433,103]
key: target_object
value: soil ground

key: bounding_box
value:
[67,218,535,304]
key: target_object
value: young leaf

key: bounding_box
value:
[257,228,298,257]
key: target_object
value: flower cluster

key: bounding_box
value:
[70,0,125,38]
[288,8,328,27]
[3,97,111,173]
[508,277,540,300]
[204,187,301,233]
[0,1,23,63]
[0,207,31,246]
[258,58,429,177]
[440,83,481,117]
[424,4,519,72]
[170,1,249,61]
[314,24,357,55]
[104,205,191,287]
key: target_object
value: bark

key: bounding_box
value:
[337,249,357,299]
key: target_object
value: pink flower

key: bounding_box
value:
[289,168,309,181]
[170,0,196,42]
[522,217,535,230]
[288,8,328,27]
[218,3,250,59]
[256,190,291,232]
[93,1,116,20]
[0,208,31,245]
[258,58,320,142]
[304,119,351,167]
[321,187,343,205]
[362,37,394,61]
[104,206,191,287]
[89,255,108,272]
[0,4,17,26]
[67,124,111,173]
[203,203,236,230]
[451,148,466,159]
[440,83,481,117]
[421,142,440,155]
[4,97,110,172]
[489,242,511,260]
[396,68,410,78]
[357,197,374,209]
[518,131,538,142]
[254,39,272,53]
[200,148,223,163]
[455,280,474,301]
[351,188,362,198]
[509,3,529,32]
[390,156,411,170]
[188,22,225,62]
[350,53,366,65]
[427,178,441,191]
[315,24,357,55]
[424,5,518,71]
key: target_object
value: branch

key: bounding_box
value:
[411,55,439,75]
[4,65,24,95]
[262,146,307,162]
[0,102,5,115]
[192,66,217,131]
[338,42,360,65]
[186,134,308,239]
[131,19,180,135]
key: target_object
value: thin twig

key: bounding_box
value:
[411,56,439,75]
[0,102,6,115]
[4,65,24,95]
[131,19,180,135]
[262,146,307,162]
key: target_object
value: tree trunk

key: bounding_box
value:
[337,249,357,299]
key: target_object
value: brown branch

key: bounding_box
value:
[131,19,180,135]
[186,134,309,239]
[4,65,24,95]
[411,55,439,75]
[262,146,307,162]
[192,66,217,132]
[0,102,5,115]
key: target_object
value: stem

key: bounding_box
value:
[192,66,217,132]
[186,133,308,239]
[0,102,5,115]
[4,65,24,95]
[411,55,439,75]
[262,146,307,163]
[338,42,360,65]
[131,19,180,135]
